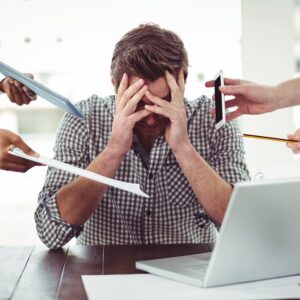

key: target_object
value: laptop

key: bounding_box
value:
[136,179,300,287]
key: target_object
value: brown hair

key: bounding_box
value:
[110,23,189,90]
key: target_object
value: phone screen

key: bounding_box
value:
[214,70,225,129]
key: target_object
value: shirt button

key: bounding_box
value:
[148,172,153,179]
[146,209,152,217]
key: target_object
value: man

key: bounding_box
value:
[35,24,250,249]
[205,77,300,153]
[0,75,39,172]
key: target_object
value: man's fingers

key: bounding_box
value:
[178,68,185,94]
[123,85,148,115]
[117,74,128,98]
[165,71,181,102]
[118,78,144,109]
[129,109,151,124]
[145,104,169,118]
[145,90,170,108]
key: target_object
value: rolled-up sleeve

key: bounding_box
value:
[209,119,250,184]
[35,101,90,249]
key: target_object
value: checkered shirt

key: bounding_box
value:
[35,95,250,249]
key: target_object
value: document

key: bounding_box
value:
[0,61,83,118]
[8,147,149,198]
[82,274,300,300]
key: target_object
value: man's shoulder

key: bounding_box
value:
[75,95,115,117]
[184,95,214,122]
[184,95,213,111]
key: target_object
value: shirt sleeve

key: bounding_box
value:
[208,119,250,185]
[34,100,91,249]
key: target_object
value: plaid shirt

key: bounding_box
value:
[35,95,250,249]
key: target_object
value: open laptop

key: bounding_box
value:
[136,179,300,287]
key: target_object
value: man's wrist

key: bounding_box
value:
[172,141,195,160]
[101,145,127,163]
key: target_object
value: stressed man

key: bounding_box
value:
[35,24,250,249]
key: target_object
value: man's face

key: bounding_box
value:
[129,75,171,141]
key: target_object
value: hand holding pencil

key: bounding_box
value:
[287,128,300,154]
[238,129,300,154]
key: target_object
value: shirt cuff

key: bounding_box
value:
[45,193,84,236]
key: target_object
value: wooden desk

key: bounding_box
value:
[0,244,212,300]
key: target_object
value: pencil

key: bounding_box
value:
[237,133,298,143]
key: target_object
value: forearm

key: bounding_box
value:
[274,77,300,109]
[173,143,232,224]
[56,146,125,225]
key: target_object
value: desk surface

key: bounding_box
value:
[0,244,212,300]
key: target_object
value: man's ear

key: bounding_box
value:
[111,77,118,93]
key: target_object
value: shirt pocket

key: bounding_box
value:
[163,160,198,208]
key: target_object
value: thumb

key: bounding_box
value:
[13,137,39,157]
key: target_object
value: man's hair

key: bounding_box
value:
[110,23,189,90]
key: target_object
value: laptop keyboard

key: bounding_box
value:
[182,260,209,277]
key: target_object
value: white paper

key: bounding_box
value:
[8,147,149,198]
[82,274,300,300]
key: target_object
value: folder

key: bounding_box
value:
[0,61,83,118]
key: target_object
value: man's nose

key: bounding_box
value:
[145,113,157,125]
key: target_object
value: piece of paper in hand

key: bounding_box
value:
[8,147,149,198]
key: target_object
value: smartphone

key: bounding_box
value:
[214,70,225,129]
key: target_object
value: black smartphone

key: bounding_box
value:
[214,70,225,129]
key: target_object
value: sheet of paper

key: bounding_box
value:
[82,274,300,300]
[8,147,149,198]
[0,61,83,118]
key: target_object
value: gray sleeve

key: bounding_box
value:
[35,100,91,249]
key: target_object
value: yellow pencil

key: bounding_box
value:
[237,133,298,143]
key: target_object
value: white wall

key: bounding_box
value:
[0,0,242,245]
[241,0,295,176]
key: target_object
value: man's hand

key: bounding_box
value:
[287,128,300,154]
[0,74,37,105]
[144,69,189,152]
[205,78,277,122]
[0,129,40,172]
[107,73,151,157]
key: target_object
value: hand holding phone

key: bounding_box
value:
[214,70,225,129]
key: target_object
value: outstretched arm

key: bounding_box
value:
[205,77,300,121]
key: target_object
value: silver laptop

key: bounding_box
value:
[136,179,300,287]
